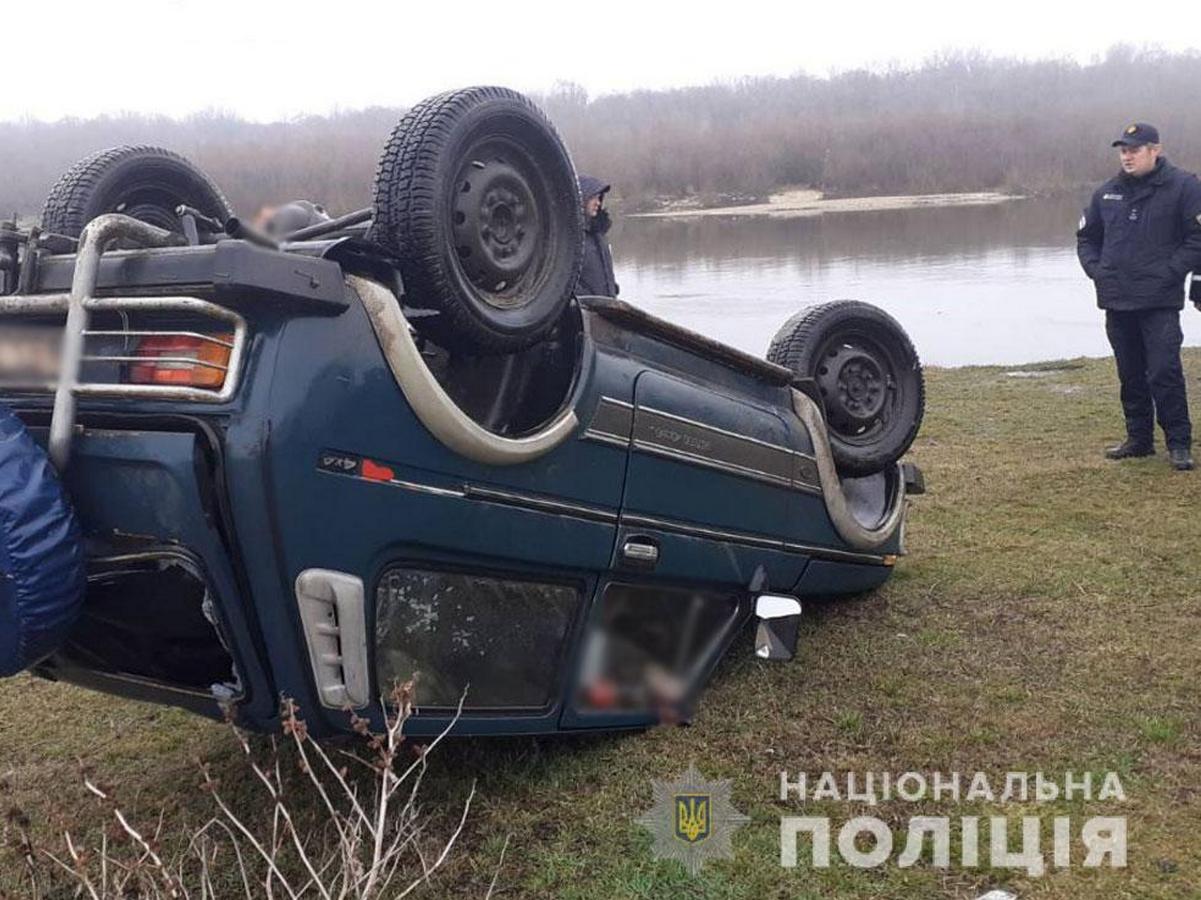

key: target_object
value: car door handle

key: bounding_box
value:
[621,537,660,568]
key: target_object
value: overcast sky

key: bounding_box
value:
[3,0,1196,123]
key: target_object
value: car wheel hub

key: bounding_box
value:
[819,345,888,430]
[452,159,541,309]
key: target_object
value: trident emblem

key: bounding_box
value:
[674,794,711,844]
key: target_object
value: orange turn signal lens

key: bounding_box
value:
[127,333,232,388]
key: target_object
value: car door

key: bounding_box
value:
[612,368,810,591]
[263,304,635,732]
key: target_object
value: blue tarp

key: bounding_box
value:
[0,406,86,676]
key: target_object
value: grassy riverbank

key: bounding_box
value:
[3,351,1201,898]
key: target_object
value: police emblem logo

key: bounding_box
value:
[675,794,711,844]
[1078,215,1087,231]
[1126,124,1138,135]
[635,763,749,875]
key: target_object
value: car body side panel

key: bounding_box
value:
[261,296,630,572]
[616,369,809,590]
[0,270,908,736]
[256,292,636,732]
[32,427,277,723]
[581,312,905,567]
[794,558,894,596]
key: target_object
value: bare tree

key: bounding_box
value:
[3,46,1200,218]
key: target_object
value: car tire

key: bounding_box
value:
[0,405,87,676]
[370,86,583,354]
[767,301,924,476]
[41,145,233,238]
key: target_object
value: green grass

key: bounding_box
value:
[4,351,1201,897]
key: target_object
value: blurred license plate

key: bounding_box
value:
[0,326,61,381]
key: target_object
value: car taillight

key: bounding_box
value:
[127,333,233,388]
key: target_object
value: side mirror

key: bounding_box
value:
[754,594,802,661]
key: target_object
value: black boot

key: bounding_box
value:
[1104,438,1155,460]
[1169,447,1195,471]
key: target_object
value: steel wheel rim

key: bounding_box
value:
[814,328,905,444]
[449,136,549,311]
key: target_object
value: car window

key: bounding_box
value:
[375,568,580,709]
[575,582,743,714]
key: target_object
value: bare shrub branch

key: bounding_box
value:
[5,682,475,899]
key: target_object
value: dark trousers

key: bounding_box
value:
[1105,308,1192,449]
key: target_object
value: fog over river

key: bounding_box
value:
[611,197,1201,368]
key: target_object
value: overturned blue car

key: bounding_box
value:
[0,87,925,737]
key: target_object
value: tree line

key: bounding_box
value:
[2,45,1199,220]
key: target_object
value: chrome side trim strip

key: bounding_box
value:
[630,438,818,493]
[385,478,465,499]
[317,458,617,523]
[582,395,823,493]
[317,451,887,562]
[633,404,821,492]
[578,394,826,492]
[581,430,629,449]
[581,396,634,446]
[782,542,892,566]
[463,484,619,523]
[639,404,815,460]
[623,512,891,566]
[622,513,783,550]
[317,464,466,499]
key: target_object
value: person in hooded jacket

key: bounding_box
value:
[1077,123,1201,471]
[576,175,619,297]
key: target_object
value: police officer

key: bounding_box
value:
[1077,123,1201,471]
[576,175,619,298]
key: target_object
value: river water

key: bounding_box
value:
[610,197,1201,367]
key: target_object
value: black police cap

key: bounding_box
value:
[1112,123,1160,147]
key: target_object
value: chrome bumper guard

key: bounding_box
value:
[0,215,248,470]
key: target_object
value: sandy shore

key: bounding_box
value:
[630,188,1021,219]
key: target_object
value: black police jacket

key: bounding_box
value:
[1076,158,1201,311]
[577,209,619,298]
